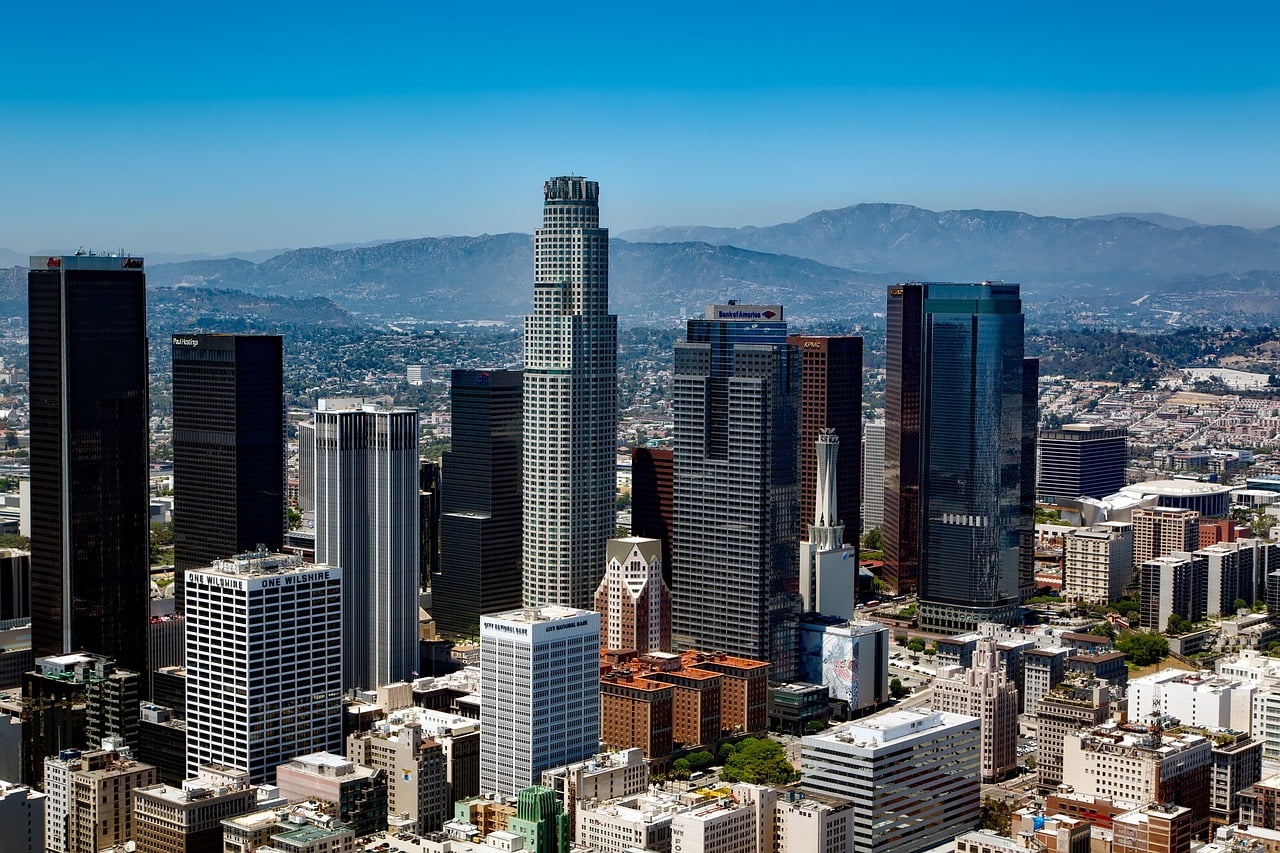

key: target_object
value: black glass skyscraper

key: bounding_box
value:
[887,282,1035,634]
[28,254,150,674]
[435,369,523,637]
[172,334,284,609]
[671,303,801,678]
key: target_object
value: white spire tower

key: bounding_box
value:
[801,430,859,618]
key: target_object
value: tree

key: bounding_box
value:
[719,737,799,785]
[889,678,907,699]
[1092,621,1117,640]
[1112,599,1140,618]
[907,638,926,653]
[1117,631,1170,667]
[717,742,736,763]
[980,797,1013,835]
[1234,598,1250,613]
[805,720,827,734]
[1165,613,1193,635]
[686,750,714,771]
[895,633,908,646]
[923,648,937,658]
[672,758,691,776]
[861,527,883,551]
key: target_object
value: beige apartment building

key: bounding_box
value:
[1132,506,1199,566]
[1062,522,1132,604]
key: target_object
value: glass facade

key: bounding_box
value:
[29,258,150,674]
[172,334,284,609]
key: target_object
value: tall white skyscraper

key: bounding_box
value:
[522,176,618,609]
[184,551,343,783]
[862,420,885,533]
[479,606,600,797]
[800,431,859,620]
[313,398,420,691]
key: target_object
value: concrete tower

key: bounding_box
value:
[522,176,618,610]
[800,431,859,620]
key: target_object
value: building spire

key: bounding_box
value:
[808,429,845,551]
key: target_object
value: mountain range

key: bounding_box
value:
[5,203,1280,324]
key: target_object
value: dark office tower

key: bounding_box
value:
[899,282,1031,634]
[435,370,523,638]
[630,447,674,586]
[420,459,441,592]
[28,255,149,675]
[1038,424,1128,501]
[171,334,284,610]
[672,303,801,679]
[1020,358,1040,604]
[788,336,863,542]
[0,549,30,620]
[523,176,617,610]
[883,285,924,596]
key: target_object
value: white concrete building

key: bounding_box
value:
[1061,722,1211,820]
[313,399,420,691]
[541,748,648,815]
[574,792,677,853]
[861,420,885,533]
[774,793,854,853]
[802,709,980,853]
[0,781,44,853]
[479,606,600,797]
[185,552,343,783]
[800,431,859,620]
[1062,522,1133,604]
[522,176,617,611]
[797,617,890,712]
[1127,668,1257,731]
[669,796,760,853]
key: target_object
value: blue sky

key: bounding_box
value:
[2,1,1278,254]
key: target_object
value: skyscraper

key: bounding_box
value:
[522,176,618,610]
[479,606,600,797]
[171,334,284,610]
[799,431,859,620]
[630,447,674,585]
[184,552,343,783]
[788,335,862,541]
[862,420,885,533]
[886,283,1035,633]
[28,254,149,674]
[671,303,801,679]
[1038,424,1128,500]
[594,536,671,653]
[313,399,420,691]
[435,369,523,638]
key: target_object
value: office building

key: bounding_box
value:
[802,709,980,853]
[136,704,187,786]
[788,335,862,541]
[275,753,388,836]
[0,781,44,853]
[861,420,884,533]
[797,615,889,713]
[28,254,149,675]
[522,176,617,610]
[542,748,648,835]
[1037,424,1127,500]
[1132,506,1201,566]
[1035,677,1111,791]
[221,804,355,853]
[313,399,419,691]
[630,448,674,584]
[573,792,676,853]
[594,537,671,654]
[931,637,1019,782]
[133,777,257,853]
[884,283,1035,631]
[184,552,343,783]
[479,606,600,797]
[599,666,675,760]
[800,431,860,620]
[1112,803,1195,853]
[0,549,30,621]
[297,421,316,513]
[44,747,157,853]
[1061,722,1210,835]
[171,334,284,611]
[1061,522,1133,604]
[668,795,760,853]
[1141,552,1207,631]
[1128,668,1257,731]
[345,718,449,833]
[672,303,801,678]
[419,459,440,592]
[1022,646,1072,720]
[435,369,523,638]
[506,786,572,853]
[1202,728,1263,826]
[21,653,139,788]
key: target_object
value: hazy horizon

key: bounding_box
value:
[4,2,1278,255]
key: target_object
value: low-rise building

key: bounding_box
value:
[347,713,456,833]
[0,780,44,853]
[1035,677,1111,792]
[44,746,157,853]
[931,637,1019,783]
[275,753,388,837]
[133,776,258,853]
[540,748,648,837]
[1112,802,1194,853]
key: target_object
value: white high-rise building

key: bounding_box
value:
[522,176,618,610]
[862,420,885,533]
[480,606,600,797]
[800,431,859,619]
[185,552,343,783]
[801,709,980,853]
[313,398,420,691]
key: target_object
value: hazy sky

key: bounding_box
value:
[3,2,1278,254]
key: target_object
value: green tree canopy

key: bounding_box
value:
[889,678,907,699]
[719,738,799,785]
[1117,631,1170,666]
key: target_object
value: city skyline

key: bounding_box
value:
[1,4,1278,254]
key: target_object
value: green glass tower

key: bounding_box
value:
[507,786,570,853]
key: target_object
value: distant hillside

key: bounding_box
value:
[620,203,1280,283]
[146,236,890,322]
